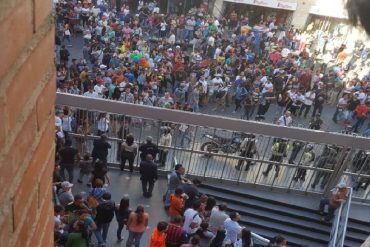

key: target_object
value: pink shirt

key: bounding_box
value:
[127,212,149,233]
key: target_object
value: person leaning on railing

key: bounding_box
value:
[318,182,348,223]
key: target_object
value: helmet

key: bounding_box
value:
[306,144,314,151]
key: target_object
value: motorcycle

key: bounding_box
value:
[200,133,242,156]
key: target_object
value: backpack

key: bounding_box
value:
[87,195,99,209]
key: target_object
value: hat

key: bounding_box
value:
[337,182,347,189]
[175,45,181,49]
[61,181,73,189]
[100,64,107,69]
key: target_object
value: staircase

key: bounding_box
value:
[198,183,370,247]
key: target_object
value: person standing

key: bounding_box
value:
[94,192,115,247]
[235,134,256,171]
[263,139,290,178]
[277,111,292,127]
[158,127,172,167]
[318,183,348,222]
[164,164,186,209]
[126,205,149,247]
[92,134,111,164]
[139,154,158,197]
[139,136,159,161]
[120,134,138,173]
[59,139,80,182]
[115,197,131,241]
[182,200,203,236]
[353,102,369,133]
[223,212,243,246]
[166,215,188,247]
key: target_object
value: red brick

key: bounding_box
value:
[34,0,52,30]
[0,96,7,151]
[39,213,54,247]
[36,72,56,131]
[29,189,52,247]
[0,108,37,203]
[14,195,38,246]
[0,0,33,81]
[0,214,10,247]
[5,28,54,129]
[12,119,54,226]
[38,151,54,208]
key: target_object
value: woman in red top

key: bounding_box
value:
[126,205,149,247]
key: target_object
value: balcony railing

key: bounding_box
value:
[56,93,370,202]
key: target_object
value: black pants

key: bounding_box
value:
[299,104,311,117]
[158,150,168,166]
[60,164,74,182]
[236,151,254,171]
[141,179,155,197]
[120,151,135,172]
[264,155,283,177]
[294,167,307,181]
[289,145,303,164]
[311,104,323,118]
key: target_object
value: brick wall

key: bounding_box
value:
[0,0,55,246]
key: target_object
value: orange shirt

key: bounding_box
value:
[150,228,166,247]
[127,212,149,233]
[168,194,184,218]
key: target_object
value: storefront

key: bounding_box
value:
[223,0,297,26]
[306,2,368,52]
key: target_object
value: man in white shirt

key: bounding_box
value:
[299,90,316,118]
[94,83,106,95]
[223,212,242,245]
[277,111,293,127]
[182,201,202,235]
[83,86,99,98]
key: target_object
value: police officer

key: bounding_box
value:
[293,144,315,181]
[139,136,160,161]
[263,138,290,178]
[235,134,257,171]
[311,146,338,190]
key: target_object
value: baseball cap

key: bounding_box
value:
[61,181,73,189]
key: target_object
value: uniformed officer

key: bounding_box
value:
[263,138,290,178]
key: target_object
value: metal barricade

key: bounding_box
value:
[56,93,370,202]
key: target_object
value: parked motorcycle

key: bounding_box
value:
[200,133,242,156]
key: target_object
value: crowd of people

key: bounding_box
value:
[54,0,370,134]
[52,0,369,246]
[54,137,294,247]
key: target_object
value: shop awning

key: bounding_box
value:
[223,0,297,11]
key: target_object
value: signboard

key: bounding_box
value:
[310,5,348,19]
[224,0,297,10]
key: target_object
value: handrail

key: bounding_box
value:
[328,187,353,247]
[56,93,370,150]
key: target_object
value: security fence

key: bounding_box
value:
[56,93,370,202]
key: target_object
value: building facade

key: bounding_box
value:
[0,0,55,246]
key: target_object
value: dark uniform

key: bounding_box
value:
[263,139,290,178]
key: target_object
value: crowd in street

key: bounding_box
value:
[52,0,369,246]
[54,0,370,135]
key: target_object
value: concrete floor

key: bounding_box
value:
[72,168,169,246]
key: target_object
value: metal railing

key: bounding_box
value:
[56,93,370,202]
[328,187,353,247]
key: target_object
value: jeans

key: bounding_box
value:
[60,164,74,182]
[158,150,168,166]
[141,179,155,196]
[319,198,335,221]
[62,35,71,44]
[311,104,323,117]
[117,221,125,239]
[126,231,144,247]
[353,117,366,132]
[94,223,110,246]
[192,102,199,113]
